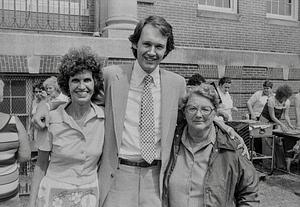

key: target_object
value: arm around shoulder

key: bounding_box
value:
[15,116,31,162]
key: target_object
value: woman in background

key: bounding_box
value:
[29,47,105,207]
[260,84,294,131]
[216,77,238,121]
[259,84,295,170]
[247,80,274,121]
[43,76,69,103]
[0,78,31,207]
[28,81,47,144]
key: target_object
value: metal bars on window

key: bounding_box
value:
[199,0,231,8]
[266,0,293,16]
[0,0,94,33]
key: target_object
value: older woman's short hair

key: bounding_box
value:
[43,76,60,92]
[57,47,104,104]
[180,84,220,110]
[275,84,293,101]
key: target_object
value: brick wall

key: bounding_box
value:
[138,0,300,54]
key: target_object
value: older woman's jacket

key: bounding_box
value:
[162,122,259,207]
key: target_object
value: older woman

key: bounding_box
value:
[29,47,105,207]
[163,84,259,207]
[0,78,30,206]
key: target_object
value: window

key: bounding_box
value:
[0,79,27,115]
[266,0,298,21]
[198,0,237,13]
[0,0,89,15]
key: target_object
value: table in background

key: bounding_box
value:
[226,120,274,173]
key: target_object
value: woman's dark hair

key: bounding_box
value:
[187,73,206,86]
[128,15,174,59]
[218,77,231,86]
[57,47,104,105]
[275,84,293,102]
[33,80,45,92]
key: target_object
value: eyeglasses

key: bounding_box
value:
[185,105,215,116]
[34,90,43,94]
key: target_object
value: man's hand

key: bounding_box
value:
[228,128,250,159]
[32,102,50,129]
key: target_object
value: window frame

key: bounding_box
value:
[266,0,299,21]
[198,0,238,14]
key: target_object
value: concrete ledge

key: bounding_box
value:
[1,32,299,72]
[0,32,133,58]
[266,17,300,27]
[165,46,300,69]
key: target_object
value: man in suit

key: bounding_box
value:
[32,15,246,207]
[99,16,186,207]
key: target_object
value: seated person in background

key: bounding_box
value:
[286,140,300,172]
[0,78,31,207]
[43,76,69,104]
[216,77,238,121]
[295,89,300,129]
[247,80,274,121]
[163,84,259,207]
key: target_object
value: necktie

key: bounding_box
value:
[140,74,156,164]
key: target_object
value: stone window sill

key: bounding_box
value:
[266,17,299,27]
[197,9,240,21]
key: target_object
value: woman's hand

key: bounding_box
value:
[280,124,289,132]
[32,101,50,129]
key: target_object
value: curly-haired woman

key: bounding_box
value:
[29,47,105,207]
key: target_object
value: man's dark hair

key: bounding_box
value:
[263,80,273,88]
[187,73,206,86]
[218,77,231,86]
[128,15,175,59]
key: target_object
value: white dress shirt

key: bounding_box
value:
[119,61,162,161]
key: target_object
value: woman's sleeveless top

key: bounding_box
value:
[260,102,284,123]
[0,115,19,201]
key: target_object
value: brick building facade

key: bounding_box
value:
[0,0,300,127]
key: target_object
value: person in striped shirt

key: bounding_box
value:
[0,78,31,206]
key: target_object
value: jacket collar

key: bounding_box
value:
[214,122,237,151]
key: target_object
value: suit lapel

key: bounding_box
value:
[160,69,174,165]
[111,64,133,151]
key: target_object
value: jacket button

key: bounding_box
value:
[111,173,114,178]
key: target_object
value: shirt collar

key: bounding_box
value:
[132,60,160,87]
[60,102,104,121]
[181,125,216,153]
